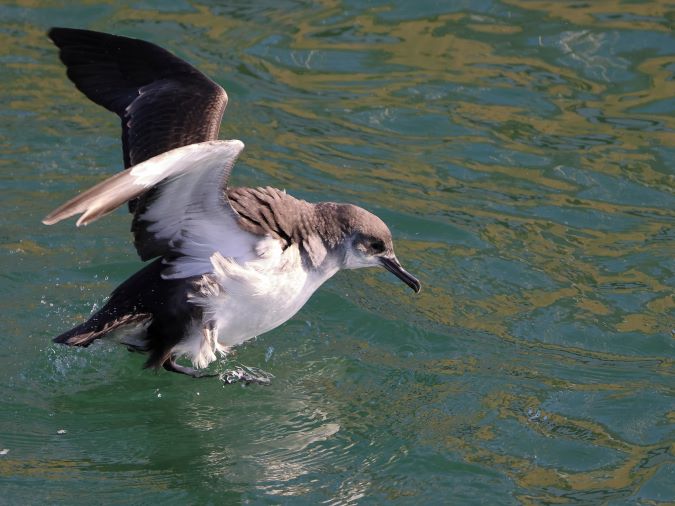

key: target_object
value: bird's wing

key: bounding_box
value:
[48,27,227,169]
[48,26,229,232]
[43,140,261,279]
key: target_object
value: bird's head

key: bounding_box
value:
[337,205,421,293]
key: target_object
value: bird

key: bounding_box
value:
[43,27,421,381]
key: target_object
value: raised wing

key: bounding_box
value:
[43,140,260,279]
[48,27,228,169]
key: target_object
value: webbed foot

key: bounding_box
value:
[162,357,217,378]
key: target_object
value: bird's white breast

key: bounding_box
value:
[178,237,338,368]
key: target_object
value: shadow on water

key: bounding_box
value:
[0,0,673,504]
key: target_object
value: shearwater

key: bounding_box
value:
[43,28,421,383]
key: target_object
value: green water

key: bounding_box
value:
[1,1,673,504]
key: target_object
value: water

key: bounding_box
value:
[1,1,673,504]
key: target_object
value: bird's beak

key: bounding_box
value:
[380,257,421,293]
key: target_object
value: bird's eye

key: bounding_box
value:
[370,239,385,254]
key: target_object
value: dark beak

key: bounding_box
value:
[380,257,421,293]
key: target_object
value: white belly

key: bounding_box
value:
[211,264,320,347]
[174,243,337,368]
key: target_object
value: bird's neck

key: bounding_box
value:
[227,187,350,272]
[307,202,356,269]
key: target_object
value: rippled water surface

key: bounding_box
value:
[1,1,673,504]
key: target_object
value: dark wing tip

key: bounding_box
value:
[46,26,228,170]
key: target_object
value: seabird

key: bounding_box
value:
[43,28,421,381]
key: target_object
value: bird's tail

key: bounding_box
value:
[54,258,166,351]
[52,260,164,347]
[53,308,151,347]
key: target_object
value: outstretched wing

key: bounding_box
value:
[48,27,228,169]
[43,140,261,279]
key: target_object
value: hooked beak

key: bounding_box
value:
[380,257,421,293]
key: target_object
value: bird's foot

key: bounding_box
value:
[163,358,217,378]
[219,364,274,386]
